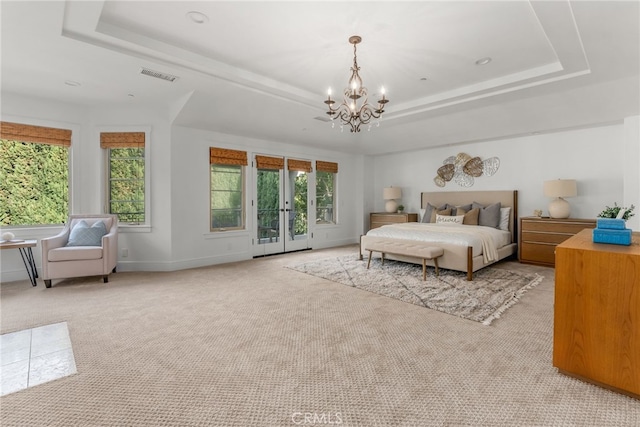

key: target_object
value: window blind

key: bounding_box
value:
[100,132,145,149]
[288,159,312,172]
[0,121,71,147]
[316,160,338,173]
[255,155,284,170]
[209,147,248,166]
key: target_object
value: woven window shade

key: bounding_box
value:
[100,132,145,149]
[256,155,284,170]
[288,159,312,172]
[210,147,248,166]
[316,160,338,173]
[0,121,71,146]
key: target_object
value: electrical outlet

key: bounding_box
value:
[122,248,128,257]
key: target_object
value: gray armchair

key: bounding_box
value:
[41,214,118,288]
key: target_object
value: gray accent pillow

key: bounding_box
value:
[471,202,501,228]
[67,220,107,246]
[422,203,448,223]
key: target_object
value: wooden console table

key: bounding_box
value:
[553,229,639,399]
[0,240,38,286]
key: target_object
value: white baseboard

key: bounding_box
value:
[0,238,360,283]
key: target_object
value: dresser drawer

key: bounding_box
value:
[372,214,408,224]
[521,220,595,234]
[370,221,388,229]
[521,242,556,266]
[521,231,573,245]
[369,213,418,231]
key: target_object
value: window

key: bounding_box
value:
[316,160,338,224]
[210,147,247,231]
[101,132,147,225]
[0,121,71,226]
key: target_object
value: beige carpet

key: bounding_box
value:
[287,255,543,325]
[1,245,639,426]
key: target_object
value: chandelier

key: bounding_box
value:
[324,35,389,132]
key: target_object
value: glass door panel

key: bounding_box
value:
[285,169,310,251]
[253,156,310,256]
[254,167,284,256]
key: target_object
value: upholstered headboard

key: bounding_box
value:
[420,190,518,243]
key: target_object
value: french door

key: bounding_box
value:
[253,155,311,256]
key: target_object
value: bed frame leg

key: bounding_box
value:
[467,246,473,281]
[367,251,373,269]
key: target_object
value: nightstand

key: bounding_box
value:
[369,212,418,231]
[519,216,596,267]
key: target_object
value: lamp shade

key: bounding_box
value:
[543,179,577,198]
[383,186,402,200]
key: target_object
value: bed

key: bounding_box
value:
[360,190,518,280]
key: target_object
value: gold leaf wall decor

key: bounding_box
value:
[433,152,500,187]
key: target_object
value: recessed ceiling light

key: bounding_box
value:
[64,80,81,87]
[186,11,209,24]
[420,77,428,81]
[475,57,492,66]
[128,94,135,98]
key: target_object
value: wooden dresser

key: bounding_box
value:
[369,212,418,231]
[519,217,596,267]
[553,228,639,399]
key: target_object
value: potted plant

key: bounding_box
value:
[597,203,635,220]
[397,204,405,213]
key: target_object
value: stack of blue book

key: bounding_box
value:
[592,218,632,245]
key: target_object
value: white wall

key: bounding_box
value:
[1,91,637,283]
[366,123,639,230]
[624,116,640,230]
[0,93,365,281]
[0,93,175,280]
[168,126,364,271]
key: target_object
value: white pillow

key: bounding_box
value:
[499,207,511,231]
[436,214,464,224]
[419,208,426,222]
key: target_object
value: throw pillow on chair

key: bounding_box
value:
[67,220,107,246]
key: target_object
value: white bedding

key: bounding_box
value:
[365,223,512,263]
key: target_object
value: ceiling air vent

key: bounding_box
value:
[139,67,179,82]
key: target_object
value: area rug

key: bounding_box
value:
[287,255,543,325]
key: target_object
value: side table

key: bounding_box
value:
[0,240,38,286]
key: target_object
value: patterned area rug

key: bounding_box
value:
[288,255,543,325]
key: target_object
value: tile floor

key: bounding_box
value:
[0,322,77,396]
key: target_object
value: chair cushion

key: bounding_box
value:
[48,246,103,262]
[67,220,107,246]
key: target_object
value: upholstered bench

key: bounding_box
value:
[364,239,444,280]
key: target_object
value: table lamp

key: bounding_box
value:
[383,186,402,213]
[543,179,577,218]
